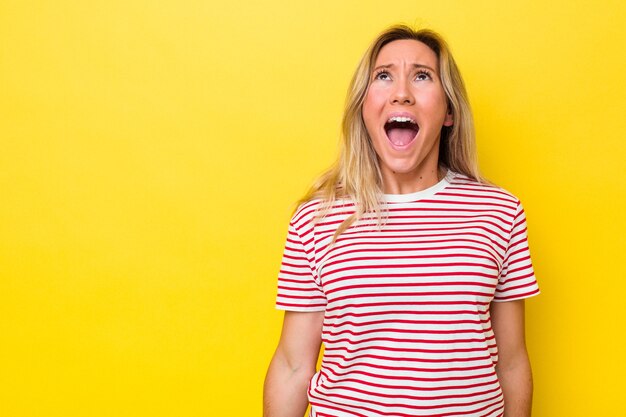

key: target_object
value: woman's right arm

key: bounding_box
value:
[263,310,325,417]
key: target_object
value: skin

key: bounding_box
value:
[263,311,324,417]
[490,299,535,417]
[362,39,453,194]
[264,39,534,417]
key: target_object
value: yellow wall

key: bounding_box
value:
[1,1,624,415]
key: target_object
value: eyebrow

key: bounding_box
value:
[373,63,437,73]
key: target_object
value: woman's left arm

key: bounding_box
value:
[490,299,534,417]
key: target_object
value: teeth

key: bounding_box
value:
[387,116,416,124]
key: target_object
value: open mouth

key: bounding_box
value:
[384,118,419,147]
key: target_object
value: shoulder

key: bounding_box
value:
[290,199,324,228]
[447,171,523,213]
[290,197,356,232]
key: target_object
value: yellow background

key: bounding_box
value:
[1,1,624,416]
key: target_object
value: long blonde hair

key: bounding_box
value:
[298,24,483,239]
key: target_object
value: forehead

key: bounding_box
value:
[374,39,438,69]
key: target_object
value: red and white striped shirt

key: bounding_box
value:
[275,169,540,417]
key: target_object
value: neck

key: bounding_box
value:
[382,164,446,194]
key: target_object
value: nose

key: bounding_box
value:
[390,79,415,105]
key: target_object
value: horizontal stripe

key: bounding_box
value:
[275,170,539,416]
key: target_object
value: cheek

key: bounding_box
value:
[362,88,385,126]
[365,86,386,106]
[420,90,449,117]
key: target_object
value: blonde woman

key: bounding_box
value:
[264,24,540,417]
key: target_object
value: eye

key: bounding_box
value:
[373,69,391,81]
[415,69,432,81]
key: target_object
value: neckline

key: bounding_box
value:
[383,169,455,203]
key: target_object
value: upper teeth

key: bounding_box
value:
[387,116,416,124]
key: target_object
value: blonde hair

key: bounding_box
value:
[298,24,484,239]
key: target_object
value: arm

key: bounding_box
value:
[263,310,325,417]
[490,299,534,417]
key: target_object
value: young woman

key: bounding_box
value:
[264,24,540,417]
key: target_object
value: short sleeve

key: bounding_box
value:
[493,201,541,302]
[275,219,327,312]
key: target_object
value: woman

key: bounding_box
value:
[264,24,540,417]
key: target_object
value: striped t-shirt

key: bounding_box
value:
[275,169,540,417]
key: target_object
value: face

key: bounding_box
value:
[362,39,453,187]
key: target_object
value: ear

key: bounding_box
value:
[443,108,453,126]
